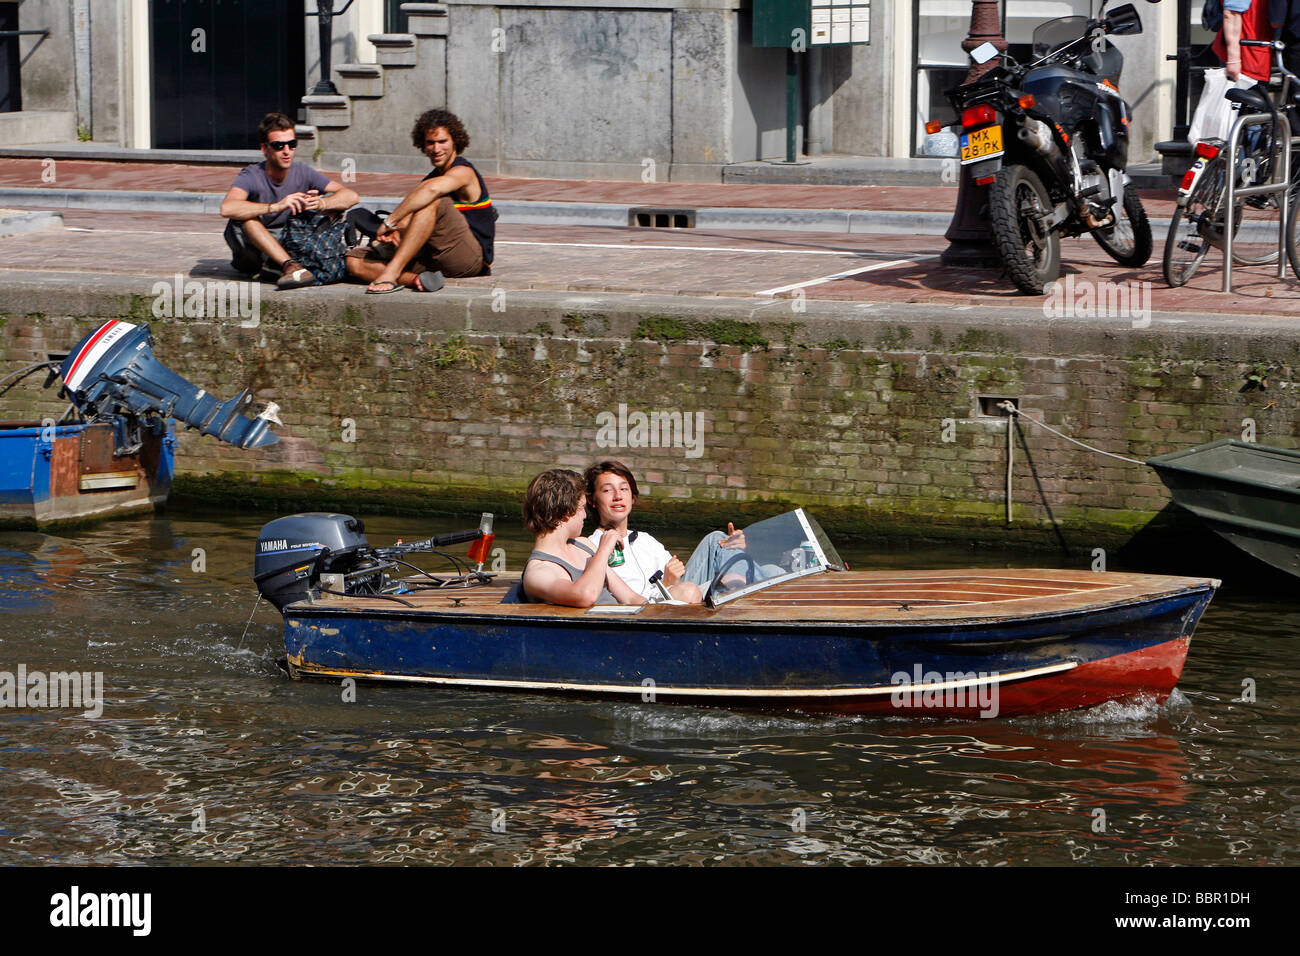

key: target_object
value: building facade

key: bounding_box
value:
[0,1,1206,178]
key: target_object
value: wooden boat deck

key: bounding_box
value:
[295,569,1218,625]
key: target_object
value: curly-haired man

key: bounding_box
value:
[346,108,497,293]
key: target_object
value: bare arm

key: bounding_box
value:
[377,166,477,233]
[522,534,625,607]
[220,185,303,221]
[1223,11,1244,81]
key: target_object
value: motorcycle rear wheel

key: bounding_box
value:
[1163,154,1226,287]
[1092,182,1153,267]
[988,164,1061,294]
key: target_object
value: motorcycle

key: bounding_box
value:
[940,0,1156,294]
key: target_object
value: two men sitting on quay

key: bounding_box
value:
[221,109,495,293]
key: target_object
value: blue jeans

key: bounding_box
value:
[683,531,729,589]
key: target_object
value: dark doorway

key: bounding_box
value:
[0,2,21,113]
[151,0,306,150]
[385,0,410,34]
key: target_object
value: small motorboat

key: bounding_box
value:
[253,509,1218,718]
[1,320,280,529]
[1148,439,1300,579]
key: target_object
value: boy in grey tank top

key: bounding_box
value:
[503,469,642,607]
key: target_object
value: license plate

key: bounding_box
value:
[960,126,1004,165]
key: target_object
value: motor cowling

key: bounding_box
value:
[254,513,370,610]
[59,320,279,450]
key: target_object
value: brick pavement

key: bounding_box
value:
[0,157,1180,216]
[0,209,1293,316]
[0,159,1295,317]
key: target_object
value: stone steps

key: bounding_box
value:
[310,4,450,168]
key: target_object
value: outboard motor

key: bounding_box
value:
[57,320,279,450]
[254,513,377,610]
[253,512,497,610]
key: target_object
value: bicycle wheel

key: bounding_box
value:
[1231,121,1285,264]
[1287,185,1300,279]
[1164,155,1227,287]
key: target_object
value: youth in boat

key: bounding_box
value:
[502,469,644,607]
[584,460,752,604]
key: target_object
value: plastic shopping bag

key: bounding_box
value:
[1188,68,1256,143]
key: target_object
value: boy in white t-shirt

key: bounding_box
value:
[586,461,700,602]
[585,460,748,604]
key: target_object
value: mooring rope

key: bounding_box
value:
[996,401,1145,466]
[236,593,263,652]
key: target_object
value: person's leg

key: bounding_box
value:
[668,581,703,603]
[369,202,439,289]
[423,197,484,278]
[241,219,292,268]
[682,531,727,589]
[345,249,425,288]
[224,220,265,276]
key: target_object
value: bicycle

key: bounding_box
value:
[1164,39,1300,287]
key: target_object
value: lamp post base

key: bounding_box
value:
[941,171,1002,268]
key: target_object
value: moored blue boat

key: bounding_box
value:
[0,419,174,528]
[1,319,280,528]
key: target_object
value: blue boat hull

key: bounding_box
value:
[0,420,175,528]
[280,583,1215,716]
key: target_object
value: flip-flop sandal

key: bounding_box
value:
[366,280,404,294]
[415,270,444,293]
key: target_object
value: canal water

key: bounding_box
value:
[0,509,1296,867]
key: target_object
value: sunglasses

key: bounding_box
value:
[265,139,297,152]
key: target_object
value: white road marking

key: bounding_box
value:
[756,255,940,296]
[496,240,908,257]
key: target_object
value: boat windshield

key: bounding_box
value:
[706,509,846,606]
[1032,16,1089,59]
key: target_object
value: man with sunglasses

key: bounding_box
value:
[221,112,359,289]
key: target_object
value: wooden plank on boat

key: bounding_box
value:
[299,569,1218,625]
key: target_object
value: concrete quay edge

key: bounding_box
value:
[0,186,1179,235]
[2,272,1298,356]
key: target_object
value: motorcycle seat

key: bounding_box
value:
[1226,86,1277,114]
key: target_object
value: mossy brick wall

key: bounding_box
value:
[4,292,1300,546]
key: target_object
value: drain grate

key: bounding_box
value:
[628,207,697,228]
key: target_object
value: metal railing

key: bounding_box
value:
[1221,109,1293,293]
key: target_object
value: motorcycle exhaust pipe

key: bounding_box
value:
[1018,119,1061,161]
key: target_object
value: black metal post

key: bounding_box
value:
[307,0,355,96]
[1173,0,1191,141]
[940,0,1009,268]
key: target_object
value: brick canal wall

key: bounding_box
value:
[3,279,1299,549]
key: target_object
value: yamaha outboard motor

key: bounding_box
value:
[253,512,495,610]
[57,320,279,450]
[254,513,374,610]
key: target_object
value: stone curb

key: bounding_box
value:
[0,272,1296,340]
[0,186,1179,234]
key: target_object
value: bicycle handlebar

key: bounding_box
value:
[1240,38,1300,89]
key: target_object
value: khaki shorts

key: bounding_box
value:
[350,196,484,278]
[417,196,484,278]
